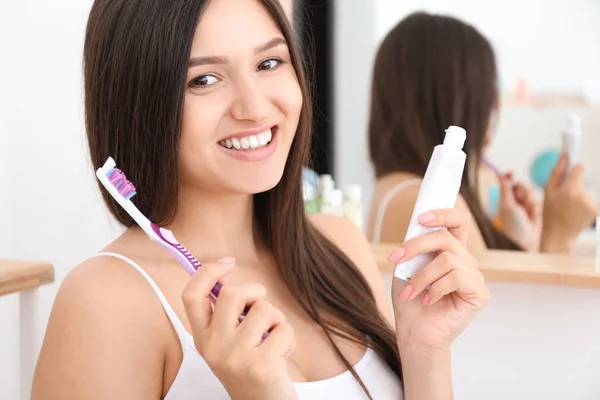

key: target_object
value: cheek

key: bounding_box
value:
[180,95,222,151]
[274,75,303,121]
[178,96,227,183]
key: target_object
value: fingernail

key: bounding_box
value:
[387,247,405,263]
[421,293,430,306]
[398,284,413,301]
[418,212,436,224]
[217,257,236,265]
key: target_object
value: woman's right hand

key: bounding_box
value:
[182,258,298,400]
[541,154,598,253]
[497,174,542,251]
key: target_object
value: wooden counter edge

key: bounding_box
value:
[372,243,600,289]
[0,259,55,296]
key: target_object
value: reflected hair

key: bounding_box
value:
[369,12,521,250]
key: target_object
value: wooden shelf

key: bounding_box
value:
[0,259,55,296]
[372,243,600,289]
[502,96,599,108]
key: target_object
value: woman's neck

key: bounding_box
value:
[167,186,262,263]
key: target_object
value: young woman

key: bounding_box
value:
[33,1,489,399]
[367,12,597,254]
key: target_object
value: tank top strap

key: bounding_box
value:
[84,252,190,348]
[372,179,422,243]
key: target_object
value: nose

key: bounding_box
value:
[230,75,272,123]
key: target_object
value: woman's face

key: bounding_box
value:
[179,0,302,195]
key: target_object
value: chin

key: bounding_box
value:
[235,167,286,194]
[225,143,292,194]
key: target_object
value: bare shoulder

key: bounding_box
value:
[54,253,165,324]
[32,254,166,399]
[308,214,393,322]
[376,183,421,243]
[309,213,374,265]
[376,181,487,252]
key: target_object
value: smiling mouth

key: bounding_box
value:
[218,128,274,151]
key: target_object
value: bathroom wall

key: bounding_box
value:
[380,273,600,400]
[0,1,128,398]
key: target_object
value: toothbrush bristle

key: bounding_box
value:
[107,168,137,199]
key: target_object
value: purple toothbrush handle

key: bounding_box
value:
[149,224,267,336]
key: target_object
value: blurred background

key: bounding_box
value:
[1,0,599,399]
[330,0,600,222]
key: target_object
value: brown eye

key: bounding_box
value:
[190,74,219,88]
[257,59,280,71]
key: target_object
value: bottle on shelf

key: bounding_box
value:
[342,184,364,231]
[320,189,343,217]
[317,174,335,211]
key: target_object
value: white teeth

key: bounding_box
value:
[258,133,268,146]
[248,135,259,149]
[219,128,274,151]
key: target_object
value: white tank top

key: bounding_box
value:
[371,179,422,244]
[89,252,404,400]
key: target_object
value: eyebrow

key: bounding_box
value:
[188,37,288,68]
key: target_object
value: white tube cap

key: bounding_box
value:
[444,125,467,149]
[568,113,582,135]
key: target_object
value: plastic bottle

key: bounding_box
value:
[317,174,335,212]
[394,126,467,281]
[562,113,582,169]
[302,167,319,197]
[320,189,343,217]
[342,184,364,231]
[302,180,319,215]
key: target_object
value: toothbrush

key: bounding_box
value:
[96,157,259,330]
[482,155,518,186]
[482,156,522,199]
[482,155,535,224]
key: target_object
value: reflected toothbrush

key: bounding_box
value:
[482,155,523,200]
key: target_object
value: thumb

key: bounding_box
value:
[563,163,586,189]
[181,257,236,333]
[498,175,516,206]
[546,153,567,191]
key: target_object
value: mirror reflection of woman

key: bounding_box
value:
[367,12,597,254]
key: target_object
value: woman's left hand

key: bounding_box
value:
[388,208,490,353]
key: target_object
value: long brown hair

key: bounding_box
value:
[83,0,401,396]
[368,12,521,250]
